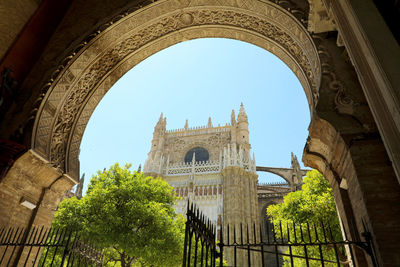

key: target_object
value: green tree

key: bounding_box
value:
[52,163,185,267]
[267,170,343,267]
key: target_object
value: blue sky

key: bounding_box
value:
[79,38,310,192]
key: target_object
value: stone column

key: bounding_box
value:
[323,0,400,182]
[0,150,76,228]
[0,150,76,265]
[222,166,260,266]
[303,117,400,266]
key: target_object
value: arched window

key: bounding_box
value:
[184,147,209,163]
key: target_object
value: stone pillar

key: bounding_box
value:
[0,150,76,265]
[222,166,260,266]
[303,117,400,266]
[0,150,76,228]
[322,0,400,182]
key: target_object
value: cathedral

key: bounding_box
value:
[1,0,399,265]
[143,104,258,230]
[143,104,306,266]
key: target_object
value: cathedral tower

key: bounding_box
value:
[143,104,260,266]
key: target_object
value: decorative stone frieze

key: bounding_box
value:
[32,0,320,180]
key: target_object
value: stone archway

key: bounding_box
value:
[0,0,399,265]
[31,0,321,180]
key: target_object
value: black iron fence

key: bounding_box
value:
[182,203,219,267]
[183,203,379,267]
[0,207,379,266]
[0,226,103,266]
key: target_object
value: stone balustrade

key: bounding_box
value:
[144,157,256,176]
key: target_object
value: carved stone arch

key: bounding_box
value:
[183,144,211,163]
[261,201,272,222]
[303,115,371,265]
[257,197,286,264]
[2,0,399,264]
[260,200,280,218]
[32,0,321,180]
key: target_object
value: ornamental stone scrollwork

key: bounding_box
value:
[332,80,355,115]
[50,9,317,170]
[314,35,356,117]
[270,0,310,27]
[31,2,162,140]
[312,32,378,137]
[33,0,321,178]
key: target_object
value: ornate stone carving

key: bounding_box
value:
[270,0,309,27]
[49,9,315,169]
[316,37,356,116]
[332,80,355,115]
[32,1,320,177]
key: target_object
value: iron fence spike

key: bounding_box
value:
[306,222,312,243]
[240,223,243,245]
[300,223,305,243]
[227,224,230,245]
[253,222,256,244]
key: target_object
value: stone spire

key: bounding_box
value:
[208,117,212,128]
[75,173,84,199]
[237,102,248,122]
[291,152,303,189]
[147,113,167,169]
[291,152,300,169]
[236,103,250,154]
[185,119,189,130]
[154,113,166,133]
[231,109,236,126]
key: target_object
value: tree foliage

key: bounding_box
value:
[53,163,184,267]
[267,170,344,267]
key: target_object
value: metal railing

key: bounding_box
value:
[0,226,103,266]
[183,203,379,267]
[182,203,218,267]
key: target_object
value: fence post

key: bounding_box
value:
[60,230,73,266]
[218,224,223,267]
[182,202,190,267]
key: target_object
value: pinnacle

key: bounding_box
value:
[231,109,236,125]
[239,102,245,112]
[155,112,166,130]
[237,103,248,122]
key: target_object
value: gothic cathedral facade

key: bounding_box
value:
[143,104,260,253]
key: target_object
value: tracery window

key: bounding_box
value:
[184,147,209,163]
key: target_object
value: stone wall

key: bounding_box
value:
[0,150,76,228]
[222,166,260,266]
[0,0,39,59]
